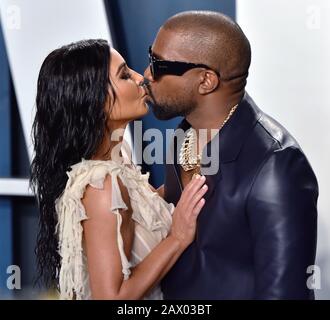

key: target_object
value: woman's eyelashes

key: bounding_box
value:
[120,67,132,80]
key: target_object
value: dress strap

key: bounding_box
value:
[110,172,128,212]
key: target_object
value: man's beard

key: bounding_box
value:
[146,84,197,120]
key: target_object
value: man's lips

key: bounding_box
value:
[141,86,148,98]
[140,78,150,99]
[144,85,152,97]
[141,82,155,103]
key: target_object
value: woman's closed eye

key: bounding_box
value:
[120,68,132,80]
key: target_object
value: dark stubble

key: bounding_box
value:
[145,83,197,120]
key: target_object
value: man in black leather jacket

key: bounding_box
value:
[144,11,318,299]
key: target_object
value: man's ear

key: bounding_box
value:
[198,70,219,95]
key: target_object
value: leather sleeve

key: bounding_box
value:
[247,146,318,299]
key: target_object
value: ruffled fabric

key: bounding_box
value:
[55,158,173,300]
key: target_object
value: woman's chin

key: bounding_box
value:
[130,103,149,121]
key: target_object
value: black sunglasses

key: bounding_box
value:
[148,46,220,80]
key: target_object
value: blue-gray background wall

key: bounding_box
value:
[0,23,12,298]
[0,22,36,298]
[0,0,235,298]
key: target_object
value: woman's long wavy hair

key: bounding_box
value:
[30,39,115,288]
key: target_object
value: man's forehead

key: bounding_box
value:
[152,29,196,62]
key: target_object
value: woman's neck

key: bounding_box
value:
[92,123,127,161]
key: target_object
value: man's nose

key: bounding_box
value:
[144,65,154,82]
[139,78,150,87]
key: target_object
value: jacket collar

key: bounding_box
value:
[177,92,262,164]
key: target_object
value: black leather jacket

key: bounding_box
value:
[161,93,318,299]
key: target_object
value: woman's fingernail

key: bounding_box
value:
[202,184,208,189]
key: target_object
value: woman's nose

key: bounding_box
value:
[134,74,144,87]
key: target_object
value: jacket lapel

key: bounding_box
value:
[169,92,262,201]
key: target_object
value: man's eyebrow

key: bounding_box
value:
[151,49,164,60]
[116,62,127,76]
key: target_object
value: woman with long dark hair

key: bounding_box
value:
[30,39,207,299]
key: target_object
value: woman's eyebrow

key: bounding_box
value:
[116,62,127,76]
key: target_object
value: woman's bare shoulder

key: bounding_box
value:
[82,174,113,218]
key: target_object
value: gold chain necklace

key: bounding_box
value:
[179,103,238,177]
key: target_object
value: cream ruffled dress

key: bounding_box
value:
[55,148,174,300]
